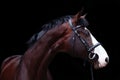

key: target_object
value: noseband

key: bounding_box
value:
[69,19,101,80]
[68,19,101,60]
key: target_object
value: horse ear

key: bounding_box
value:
[73,12,82,24]
[74,8,84,20]
[80,13,87,19]
[72,8,85,25]
[74,12,81,19]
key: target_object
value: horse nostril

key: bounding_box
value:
[105,57,109,63]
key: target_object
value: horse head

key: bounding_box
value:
[54,12,109,69]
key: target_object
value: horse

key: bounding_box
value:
[0,12,109,80]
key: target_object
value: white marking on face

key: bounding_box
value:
[90,33,109,69]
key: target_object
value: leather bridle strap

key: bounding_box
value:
[69,19,101,56]
[69,19,90,50]
[88,43,101,52]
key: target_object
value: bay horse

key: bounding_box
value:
[0,12,109,80]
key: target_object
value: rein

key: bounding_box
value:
[68,19,101,80]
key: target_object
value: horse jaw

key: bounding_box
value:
[90,33,109,69]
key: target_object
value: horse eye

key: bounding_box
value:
[85,31,90,36]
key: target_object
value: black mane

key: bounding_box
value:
[42,15,72,30]
[27,15,72,47]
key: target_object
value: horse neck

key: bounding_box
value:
[18,26,68,80]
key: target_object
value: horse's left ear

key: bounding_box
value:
[73,12,82,24]
[74,7,84,18]
[74,12,81,20]
[73,8,84,22]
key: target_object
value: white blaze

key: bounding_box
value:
[90,33,109,68]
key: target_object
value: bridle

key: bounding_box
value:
[69,19,101,60]
[68,19,101,80]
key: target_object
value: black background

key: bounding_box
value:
[0,0,120,80]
